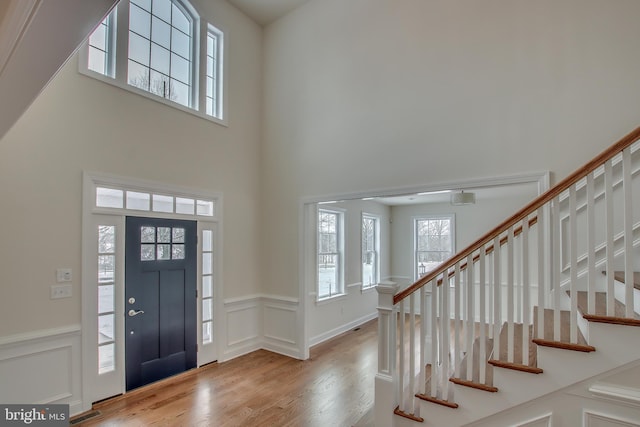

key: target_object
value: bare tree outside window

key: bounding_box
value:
[415,216,454,278]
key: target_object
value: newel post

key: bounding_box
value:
[375,281,399,427]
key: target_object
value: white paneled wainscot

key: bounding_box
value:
[0,326,82,414]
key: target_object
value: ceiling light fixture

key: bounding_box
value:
[450,190,476,206]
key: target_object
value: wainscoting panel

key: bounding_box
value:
[263,296,299,358]
[224,296,262,361]
[517,413,552,427]
[0,325,82,414]
[584,411,640,427]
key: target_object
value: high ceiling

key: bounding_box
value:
[226,0,311,26]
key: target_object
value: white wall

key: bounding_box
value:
[261,0,640,303]
[307,199,391,344]
[0,0,263,337]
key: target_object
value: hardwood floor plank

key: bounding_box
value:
[73,320,378,427]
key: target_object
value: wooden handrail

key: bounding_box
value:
[394,126,640,305]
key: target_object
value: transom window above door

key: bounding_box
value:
[81,0,225,124]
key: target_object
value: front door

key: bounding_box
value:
[125,217,197,390]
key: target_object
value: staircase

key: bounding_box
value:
[374,128,640,427]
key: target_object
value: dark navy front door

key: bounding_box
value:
[125,217,197,390]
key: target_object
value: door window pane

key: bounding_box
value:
[202,252,212,275]
[98,343,115,374]
[157,244,171,260]
[152,194,173,213]
[203,275,212,298]
[98,285,115,314]
[202,321,212,344]
[172,244,185,259]
[98,226,115,253]
[98,314,115,343]
[96,187,123,209]
[98,255,115,283]
[141,226,156,243]
[126,191,151,211]
[157,227,171,243]
[141,244,156,261]
[202,299,212,321]
[176,198,194,215]
[172,227,185,243]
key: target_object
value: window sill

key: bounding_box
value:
[315,293,347,305]
[78,67,228,128]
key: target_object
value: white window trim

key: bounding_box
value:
[78,1,228,127]
[361,212,380,291]
[413,214,456,281]
[316,207,346,302]
[81,171,223,411]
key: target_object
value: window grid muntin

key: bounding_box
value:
[201,229,214,344]
[97,225,117,374]
[96,187,216,218]
[139,225,186,261]
[83,0,227,123]
[318,209,343,299]
[127,0,193,107]
[88,12,116,77]
[362,214,379,289]
[206,26,222,119]
[415,216,454,279]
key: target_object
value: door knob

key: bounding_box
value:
[128,309,145,317]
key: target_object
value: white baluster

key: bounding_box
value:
[409,293,416,415]
[466,253,474,380]
[605,160,615,316]
[522,217,530,366]
[419,286,426,397]
[507,226,515,362]
[537,207,545,340]
[454,263,461,378]
[553,197,561,341]
[587,173,596,315]
[623,147,634,318]
[569,185,578,344]
[431,280,438,398]
[398,299,405,411]
[493,236,501,360]
[479,248,487,383]
[442,271,450,399]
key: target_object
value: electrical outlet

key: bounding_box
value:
[56,268,72,283]
[51,284,72,299]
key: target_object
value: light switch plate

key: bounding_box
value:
[51,284,72,299]
[56,268,72,283]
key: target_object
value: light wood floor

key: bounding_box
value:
[72,320,377,427]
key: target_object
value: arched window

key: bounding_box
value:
[82,0,225,123]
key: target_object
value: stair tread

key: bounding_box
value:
[574,291,640,320]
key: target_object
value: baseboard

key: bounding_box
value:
[309,311,377,347]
